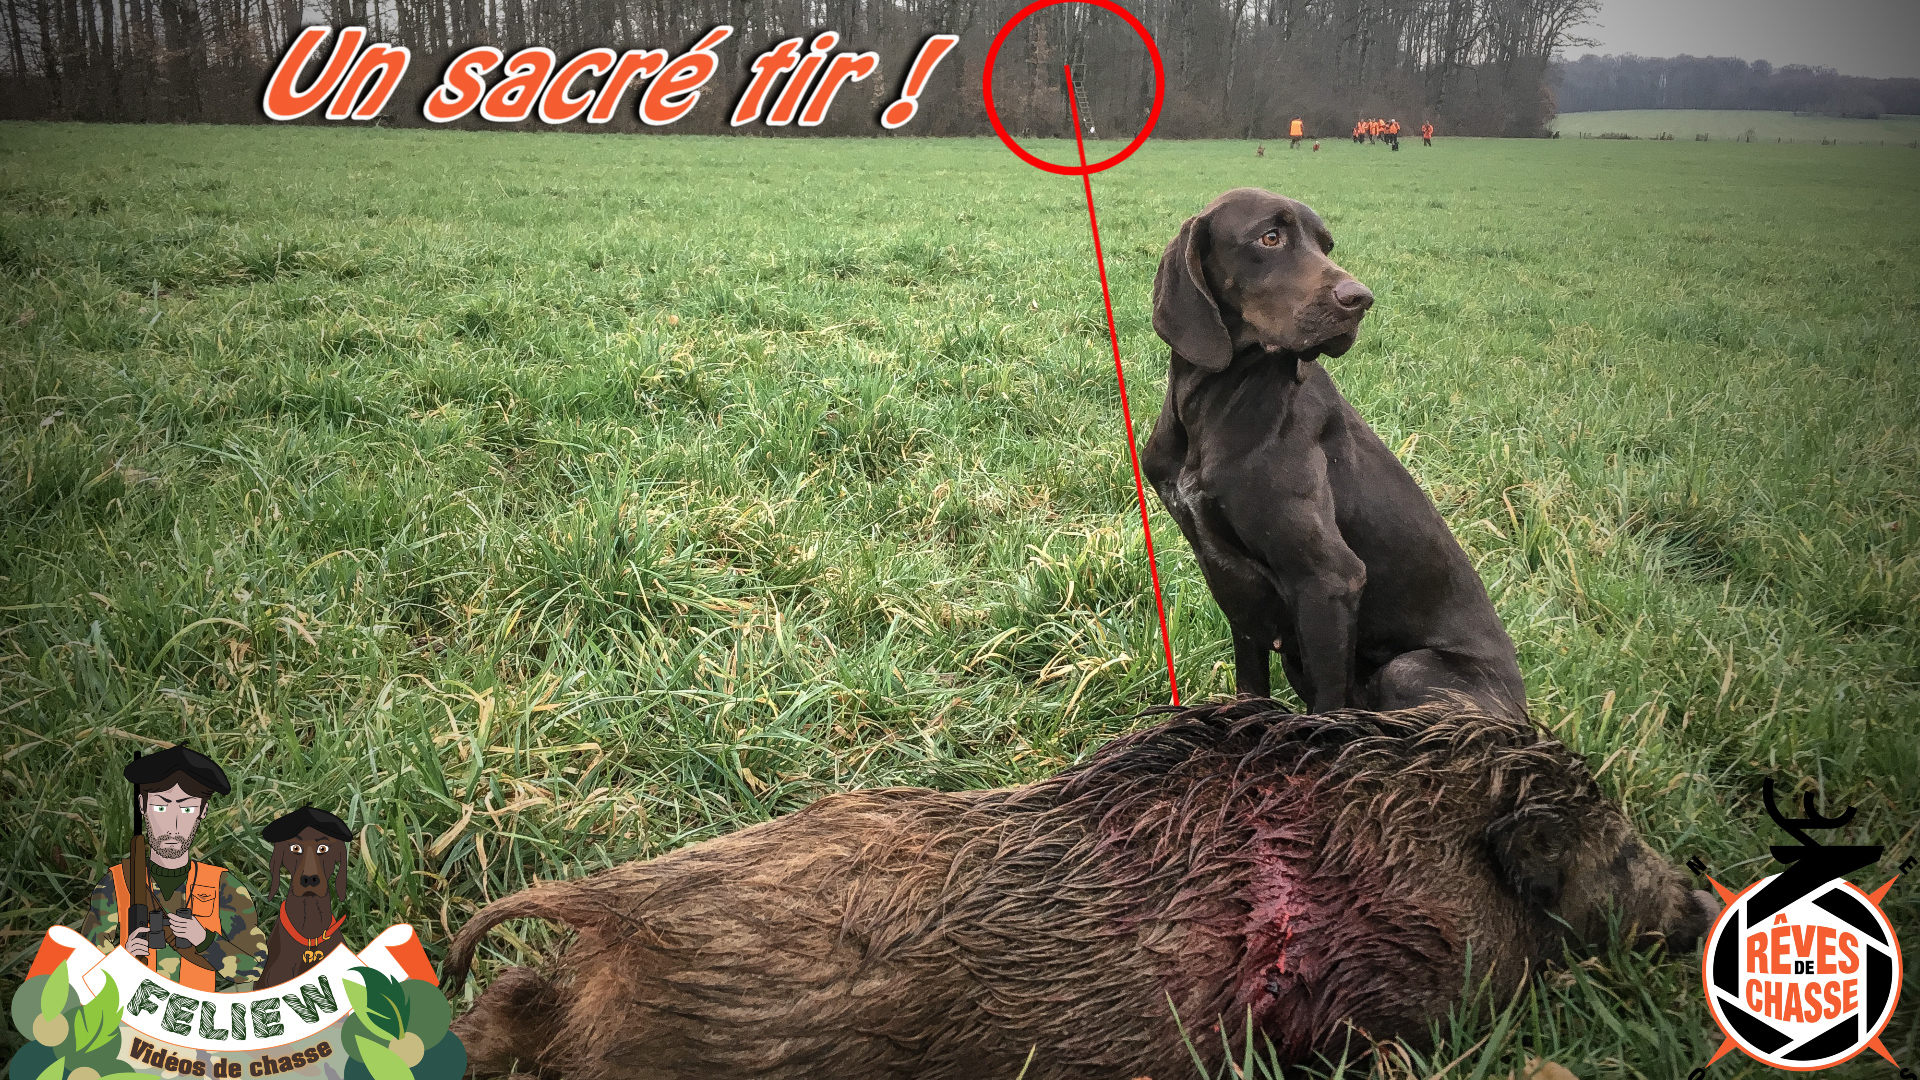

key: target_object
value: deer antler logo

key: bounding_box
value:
[1741,779,1883,924]
[1762,777,1856,847]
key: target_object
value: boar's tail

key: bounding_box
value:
[441,881,593,995]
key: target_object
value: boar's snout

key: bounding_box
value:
[1667,888,1721,953]
[1550,829,1722,959]
[1634,886,1720,954]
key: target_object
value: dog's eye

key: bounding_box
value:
[317,844,329,853]
[1260,229,1282,247]
[290,844,302,854]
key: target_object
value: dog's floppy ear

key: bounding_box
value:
[265,843,288,904]
[1152,214,1232,371]
[324,842,347,902]
[1488,805,1575,909]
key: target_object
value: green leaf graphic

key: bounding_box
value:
[355,1036,413,1080]
[31,1056,65,1080]
[341,977,391,1042]
[352,968,409,1040]
[39,963,68,1021]
[74,975,122,1054]
[71,1002,102,1055]
[90,974,119,1022]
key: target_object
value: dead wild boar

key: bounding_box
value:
[444,698,1717,1080]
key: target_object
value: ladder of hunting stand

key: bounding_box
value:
[1065,64,1095,138]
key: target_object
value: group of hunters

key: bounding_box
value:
[1269,117,1435,152]
[1351,117,1435,149]
[75,743,353,992]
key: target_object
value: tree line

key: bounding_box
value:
[1,0,1600,136]
[1554,53,1920,118]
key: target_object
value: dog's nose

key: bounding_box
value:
[1333,279,1374,310]
[300,874,321,888]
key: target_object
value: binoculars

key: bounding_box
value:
[125,904,181,943]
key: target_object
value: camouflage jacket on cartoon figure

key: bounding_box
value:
[78,861,271,991]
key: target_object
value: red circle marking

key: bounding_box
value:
[981,0,1165,176]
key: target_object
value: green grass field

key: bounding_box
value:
[1552,108,1920,144]
[3,125,1917,1077]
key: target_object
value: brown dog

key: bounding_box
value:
[1141,188,1527,717]
[444,700,1715,1079]
[257,805,352,989]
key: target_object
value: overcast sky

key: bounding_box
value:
[1560,0,1920,79]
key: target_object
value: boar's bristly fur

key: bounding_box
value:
[445,699,1717,1080]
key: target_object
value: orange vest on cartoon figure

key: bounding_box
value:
[111,862,226,991]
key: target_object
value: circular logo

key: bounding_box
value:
[979,0,1165,176]
[1701,874,1903,1070]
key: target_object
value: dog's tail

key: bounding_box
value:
[441,880,600,995]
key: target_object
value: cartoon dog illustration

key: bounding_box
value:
[258,805,354,989]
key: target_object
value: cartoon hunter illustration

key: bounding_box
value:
[258,805,355,988]
[77,744,270,990]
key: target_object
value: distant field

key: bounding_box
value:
[3,128,1918,1077]
[1552,108,1920,143]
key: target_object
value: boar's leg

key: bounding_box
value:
[452,965,566,1078]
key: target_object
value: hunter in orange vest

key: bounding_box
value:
[1289,117,1305,148]
[78,745,270,991]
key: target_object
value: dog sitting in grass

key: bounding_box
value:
[1142,188,1527,718]
[444,699,1716,1080]
[257,805,353,989]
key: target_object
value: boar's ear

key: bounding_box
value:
[1488,806,1575,909]
[1152,214,1233,371]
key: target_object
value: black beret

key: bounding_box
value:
[262,805,354,844]
[124,745,230,796]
